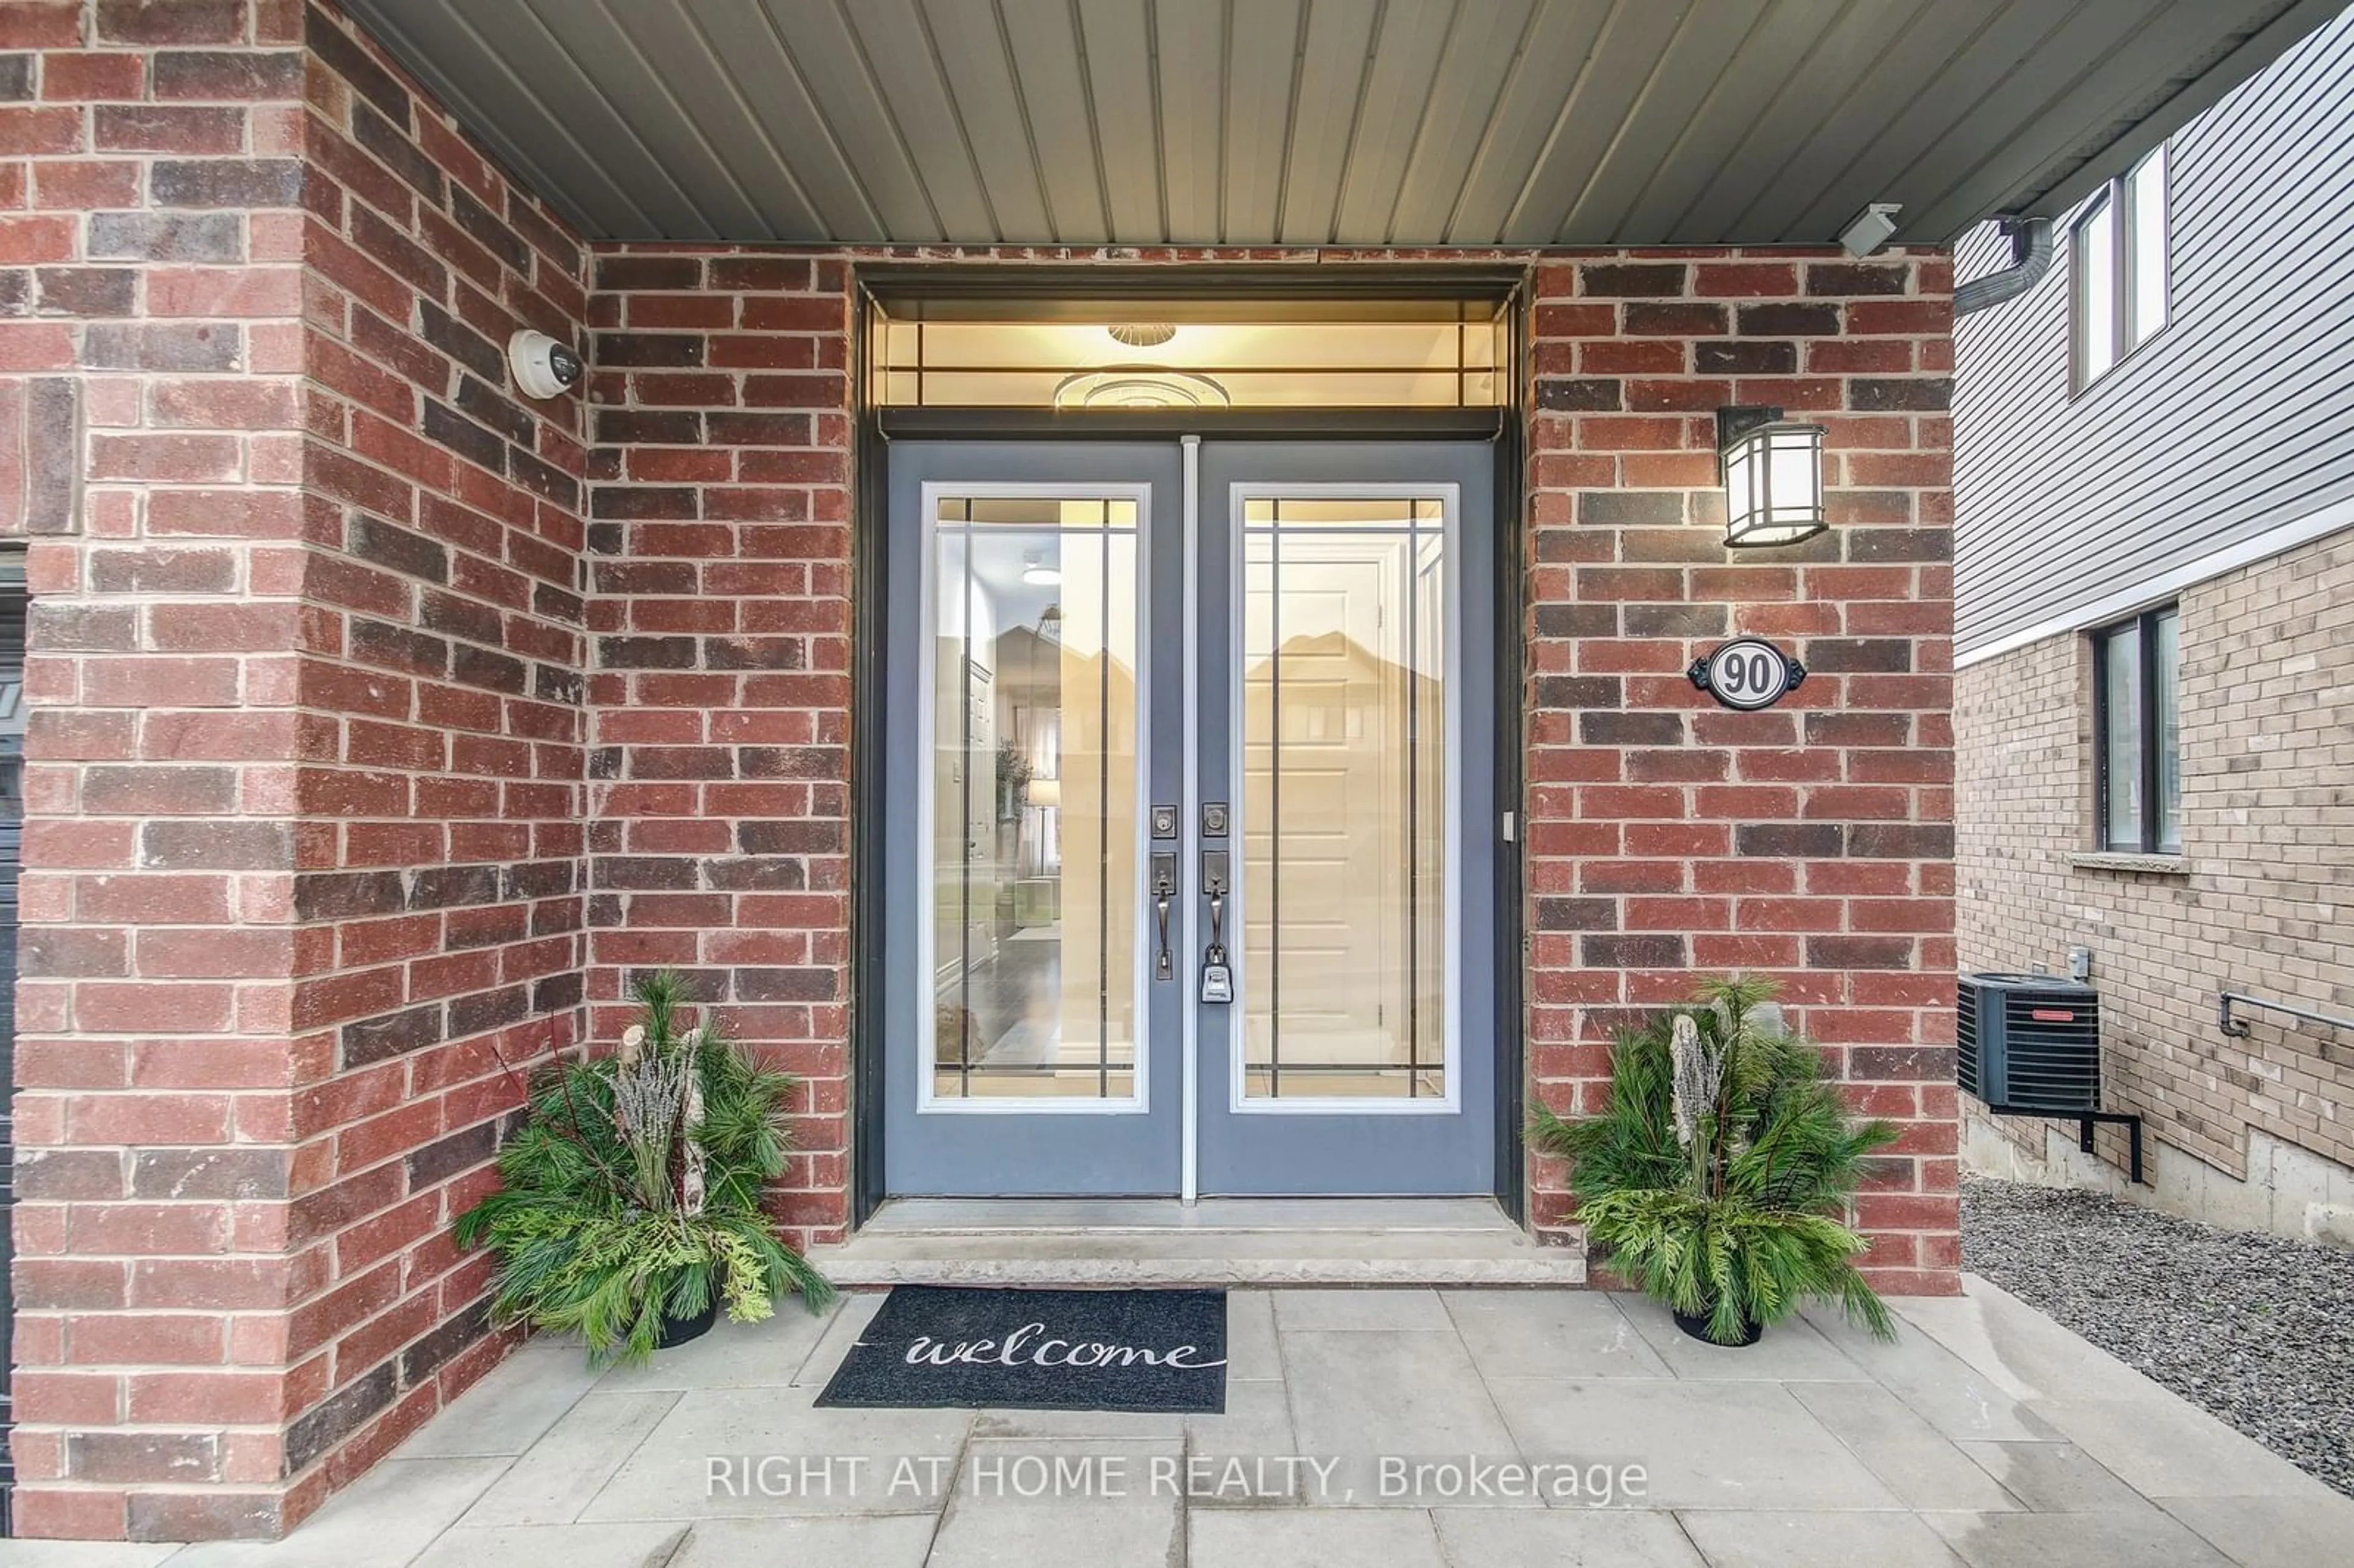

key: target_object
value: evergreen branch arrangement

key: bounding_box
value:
[455,970,834,1366]
[1532,974,1899,1347]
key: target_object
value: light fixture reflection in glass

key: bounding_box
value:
[1053,368,1233,409]
[1021,551,1060,586]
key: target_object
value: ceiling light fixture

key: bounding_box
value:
[1022,552,1061,586]
[1107,322,1177,348]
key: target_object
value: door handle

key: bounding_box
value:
[1150,852,1176,981]
[1202,850,1229,950]
[1200,850,1232,1004]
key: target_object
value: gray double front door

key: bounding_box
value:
[882,438,1496,1198]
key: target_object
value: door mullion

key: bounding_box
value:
[1180,435,1202,1205]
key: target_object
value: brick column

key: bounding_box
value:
[1520,251,1962,1292]
[7,2,590,1539]
[7,0,313,1539]
[583,248,854,1248]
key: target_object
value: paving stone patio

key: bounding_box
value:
[6,1276,2347,1567]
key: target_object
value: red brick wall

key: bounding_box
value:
[6,0,589,1539]
[584,246,1962,1290]
[0,375,78,538]
[277,0,590,1513]
[582,249,854,1246]
[1521,253,1960,1292]
[6,0,316,1539]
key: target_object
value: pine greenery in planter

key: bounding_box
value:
[455,971,834,1365]
[1531,975,1898,1347]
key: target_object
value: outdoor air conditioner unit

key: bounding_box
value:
[1956,973,2101,1114]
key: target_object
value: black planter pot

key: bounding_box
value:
[1672,1304,1764,1347]
[655,1297,720,1350]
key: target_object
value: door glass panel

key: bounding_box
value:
[931,496,1140,1100]
[1240,497,1447,1099]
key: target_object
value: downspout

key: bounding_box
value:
[1954,217,2055,316]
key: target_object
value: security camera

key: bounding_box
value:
[507,330,582,399]
[1837,202,1902,259]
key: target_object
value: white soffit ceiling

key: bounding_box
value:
[340,0,2348,247]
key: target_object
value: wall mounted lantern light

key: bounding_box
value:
[1717,405,1827,549]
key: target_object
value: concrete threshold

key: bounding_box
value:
[806,1197,1588,1287]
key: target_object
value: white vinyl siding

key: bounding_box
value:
[1954,9,2354,657]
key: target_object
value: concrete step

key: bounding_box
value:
[807,1197,1588,1288]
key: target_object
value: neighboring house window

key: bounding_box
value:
[2072,143,2169,389]
[2093,606,2181,853]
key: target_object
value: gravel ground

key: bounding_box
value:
[1961,1174,2354,1496]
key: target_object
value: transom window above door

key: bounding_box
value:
[866,297,1507,409]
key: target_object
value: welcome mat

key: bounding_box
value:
[816,1285,1227,1414]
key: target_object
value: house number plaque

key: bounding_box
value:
[1689,637,1805,712]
